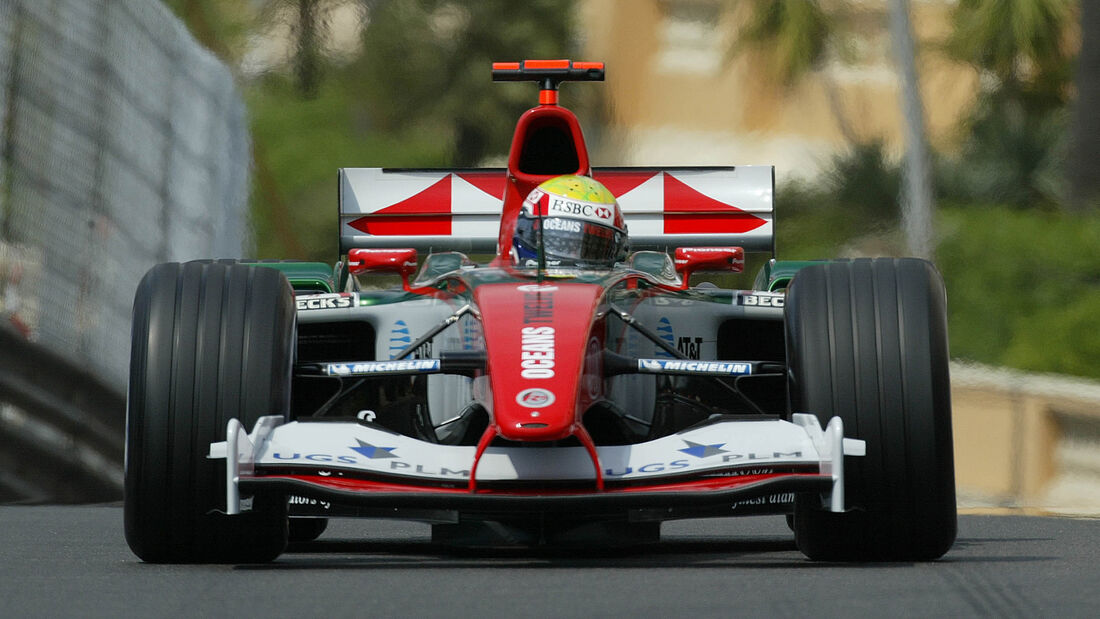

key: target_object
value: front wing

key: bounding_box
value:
[209,414,865,521]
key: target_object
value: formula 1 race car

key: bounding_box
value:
[124,60,956,563]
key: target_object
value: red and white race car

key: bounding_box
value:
[124,60,956,563]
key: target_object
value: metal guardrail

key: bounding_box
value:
[0,327,124,503]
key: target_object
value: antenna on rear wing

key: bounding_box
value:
[491,59,605,105]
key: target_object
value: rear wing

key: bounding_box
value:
[339,166,774,256]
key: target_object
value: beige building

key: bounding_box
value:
[579,0,978,180]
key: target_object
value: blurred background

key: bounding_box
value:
[1,0,1097,511]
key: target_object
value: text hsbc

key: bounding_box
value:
[548,197,610,220]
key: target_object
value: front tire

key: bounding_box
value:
[125,261,295,563]
[288,518,329,543]
[785,258,956,561]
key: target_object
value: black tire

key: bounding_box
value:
[785,258,956,561]
[288,518,329,543]
[125,261,296,563]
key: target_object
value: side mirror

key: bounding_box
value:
[674,246,744,289]
[627,250,680,284]
[347,248,418,290]
[415,252,475,284]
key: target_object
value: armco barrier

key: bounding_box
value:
[0,326,123,502]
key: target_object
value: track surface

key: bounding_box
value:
[2,506,1097,617]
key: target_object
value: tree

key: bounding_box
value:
[1069,0,1100,210]
[291,0,326,98]
[942,0,1076,208]
[252,0,361,99]
[735,0,831,86]
[734,0,935,256]
[733,0,857,141]
[165,0,254,61]
[348,0,592,167]
[945,0,1074,102]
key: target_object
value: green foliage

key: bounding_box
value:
[162,0,255,60]
[934,205,1100,379]
[936,95,1069,207]
[247,73,451,261]
[822,140,901,225]
[1002,289,1100,377]
[775,140,901,258]
[946,0,1074,94]
[776,202,859,260]
[735,0,833,86]
[938,0,1075,210]
[348,0,595,167]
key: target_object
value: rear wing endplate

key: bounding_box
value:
[339,166,774,256]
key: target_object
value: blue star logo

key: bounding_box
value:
[679,440,728,458]
[656,317,675,358]
[350,439,398,459]
[388,320,412,358]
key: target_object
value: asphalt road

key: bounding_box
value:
[1,505,1097,617]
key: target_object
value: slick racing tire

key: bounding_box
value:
[125,261,295,563]
[288,518,329,543]
[785,258,956,561]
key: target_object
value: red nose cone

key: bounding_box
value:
[474,282,602,441]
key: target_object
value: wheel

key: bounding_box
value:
[125,261,296,563]
[785,258,956,561]
[288,518,329,543]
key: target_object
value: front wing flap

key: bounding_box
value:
[209,414,864,518]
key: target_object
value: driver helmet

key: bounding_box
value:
[511,175,628,268]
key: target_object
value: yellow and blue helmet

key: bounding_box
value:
[512,175,628,268]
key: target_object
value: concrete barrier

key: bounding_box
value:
[951,362,1100,515]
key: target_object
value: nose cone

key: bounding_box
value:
[474,282,603,442]
[502,385,573,440]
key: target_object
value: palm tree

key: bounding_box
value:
[734,0,935,257]
[349,0,585,167]
[945,0,1073,99]
[733,1,857,141]
[943,0,1076,208]
[1069,0,1100,210]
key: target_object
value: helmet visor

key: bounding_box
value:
[514,214,624,267]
